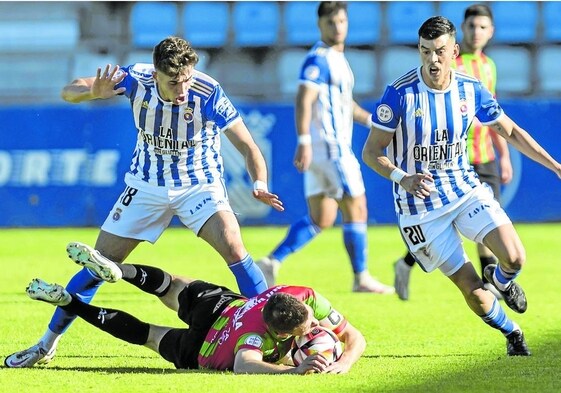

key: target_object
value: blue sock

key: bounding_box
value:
[481,297,515,335]
[343,222,368,274]
[271,215,321,262]
[229,254,268,298]
[495,265,521,287]
[48,268,103,334]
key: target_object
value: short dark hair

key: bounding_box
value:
[317,1,347,19]
[262,293,308,334]
[153,36,199,78]
[418,16,457,41]
[464,3,494,23]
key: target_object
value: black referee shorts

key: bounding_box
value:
[158,280,244,369]
[473,161,501,203]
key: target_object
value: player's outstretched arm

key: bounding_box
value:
[233,348,327,374]
[61,64,126,104]
[490,115,561,179]
[325,321,366,374]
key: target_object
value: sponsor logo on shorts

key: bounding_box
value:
[213,295,233,313]
[112,208,122,222]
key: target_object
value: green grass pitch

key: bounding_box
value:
[1,224,560,392]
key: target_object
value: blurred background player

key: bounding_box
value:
[4,36,283,368]
[257,1,393,294]
[393,3,513,301]
[22,241,365,374]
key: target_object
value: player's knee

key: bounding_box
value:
[502,249,526,271]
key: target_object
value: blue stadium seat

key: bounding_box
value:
[284,2,320,46]
[1,54,71,101]
[72,52,119,78]
[438,1,473,43]
[380,46,419,85]
[183,2,229,48]
[486,46,531,94]
[387,2,435,44]
[347,2,381,46]
[130,2,178,49]
[233,2,280,47]
[277,49,307,95]
[542,2,561,43]
[491,2,537,44]
[0,2,79,52]
[537,46,561,94]
[345,50,377,95]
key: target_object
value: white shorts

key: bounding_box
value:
[101,173,233,243]
[398,184,511,276]
[304,156,365,200]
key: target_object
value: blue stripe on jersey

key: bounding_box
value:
[326,71,339,160]
[424,90,439,211]
[201,123,215,183]
[185,93,199,185]
[170,104,181,186]
[444,91,465,200]
[153,100,165,186]
[139,89,152,181]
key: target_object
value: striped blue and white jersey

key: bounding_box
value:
[115,63,241,187]
[299,41,355,161]
[372,67,503,216]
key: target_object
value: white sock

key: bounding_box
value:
[39,328,62,351]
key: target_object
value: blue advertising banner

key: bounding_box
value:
[0,100,560,227]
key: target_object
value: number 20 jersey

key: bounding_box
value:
[371,67,503,216]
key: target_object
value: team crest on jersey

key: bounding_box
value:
[184,107,194,123]
[304,65,320,81]
[112,208,122,222]
[376,104,393,123]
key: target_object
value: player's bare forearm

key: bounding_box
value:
[352,101,372,128]
[61,79,96,103]
[362,128,397,179]
[326,323,365,374]
[493,119,561,176]
[234,349,312,374]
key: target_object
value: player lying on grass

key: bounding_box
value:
[14,242,366,374]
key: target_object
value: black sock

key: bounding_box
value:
[61,295,150,345]
[121,264,172,297]
[404,252,416,267]
[480,256,497,283]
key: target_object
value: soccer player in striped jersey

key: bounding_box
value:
[394,4,513,301]
[363,16,561,356]
[5,37,283,368]
[257,1,394,294]
[23,242,366,374]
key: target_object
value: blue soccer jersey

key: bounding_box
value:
[372,67,503,216]
[299,42,355,161]
[115,63,240,187]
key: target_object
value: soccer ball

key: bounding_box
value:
[291,326,343,366]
